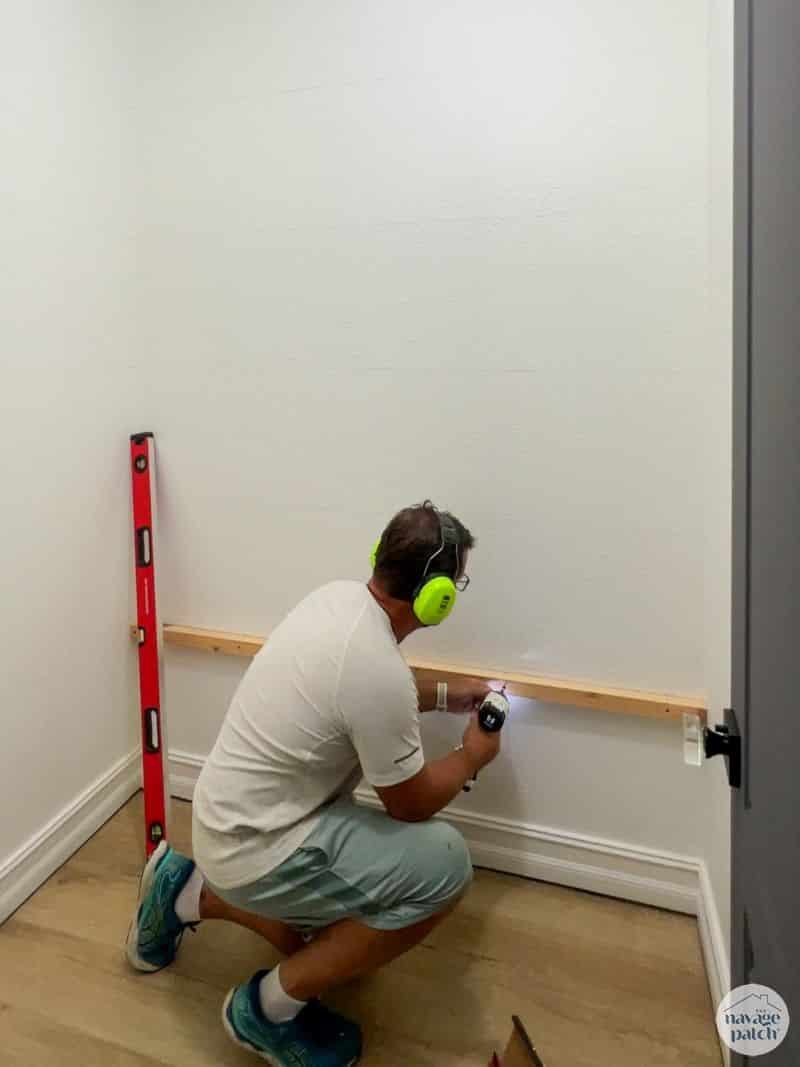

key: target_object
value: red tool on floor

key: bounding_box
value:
[130,432,169,855]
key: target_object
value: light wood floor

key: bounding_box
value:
[0,795,721,1066]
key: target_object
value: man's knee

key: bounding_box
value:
[424,821,473,908]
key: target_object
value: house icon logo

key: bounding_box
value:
[716,984,790,1056]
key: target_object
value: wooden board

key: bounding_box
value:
[159,624,264,658]
[130,623,706,723]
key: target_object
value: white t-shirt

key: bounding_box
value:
[192,581,425,889]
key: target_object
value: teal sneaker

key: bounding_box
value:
[222,969,362,1066]
[126,841,198,972]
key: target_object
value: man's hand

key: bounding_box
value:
[442,677,492,714]
[462,713,501,774]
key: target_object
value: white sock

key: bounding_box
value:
[174,866,204,924]
[258,966,306,1024]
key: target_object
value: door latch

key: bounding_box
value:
[704,707,741,789]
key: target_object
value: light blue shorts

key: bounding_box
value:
[208,798,473,932]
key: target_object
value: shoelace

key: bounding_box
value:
[172,920,200,954]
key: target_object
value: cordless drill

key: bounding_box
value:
[478,685,509,733]
[464,686,509,791]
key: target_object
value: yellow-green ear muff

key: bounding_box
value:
[369,538,381,570]
[412,574,457,626]
[410,509,460,624]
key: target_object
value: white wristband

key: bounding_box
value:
[436,682,448,712]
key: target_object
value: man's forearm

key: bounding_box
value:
[405,748,476,820]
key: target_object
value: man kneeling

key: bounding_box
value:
[126,501,501,1066]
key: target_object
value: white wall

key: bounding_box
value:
[139,0,721,855]
[0,1,734,986]
[0,3,140,886]
[141,0,708,697]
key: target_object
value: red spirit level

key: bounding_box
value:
[130,432,169,855]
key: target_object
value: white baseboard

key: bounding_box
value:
[169,750,698,914]
[169,749,205,802]
[0,749,141,925]
[355,787,700,915]
[697,861,731,1066]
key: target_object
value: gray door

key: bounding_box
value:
[731,1,800,1063]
